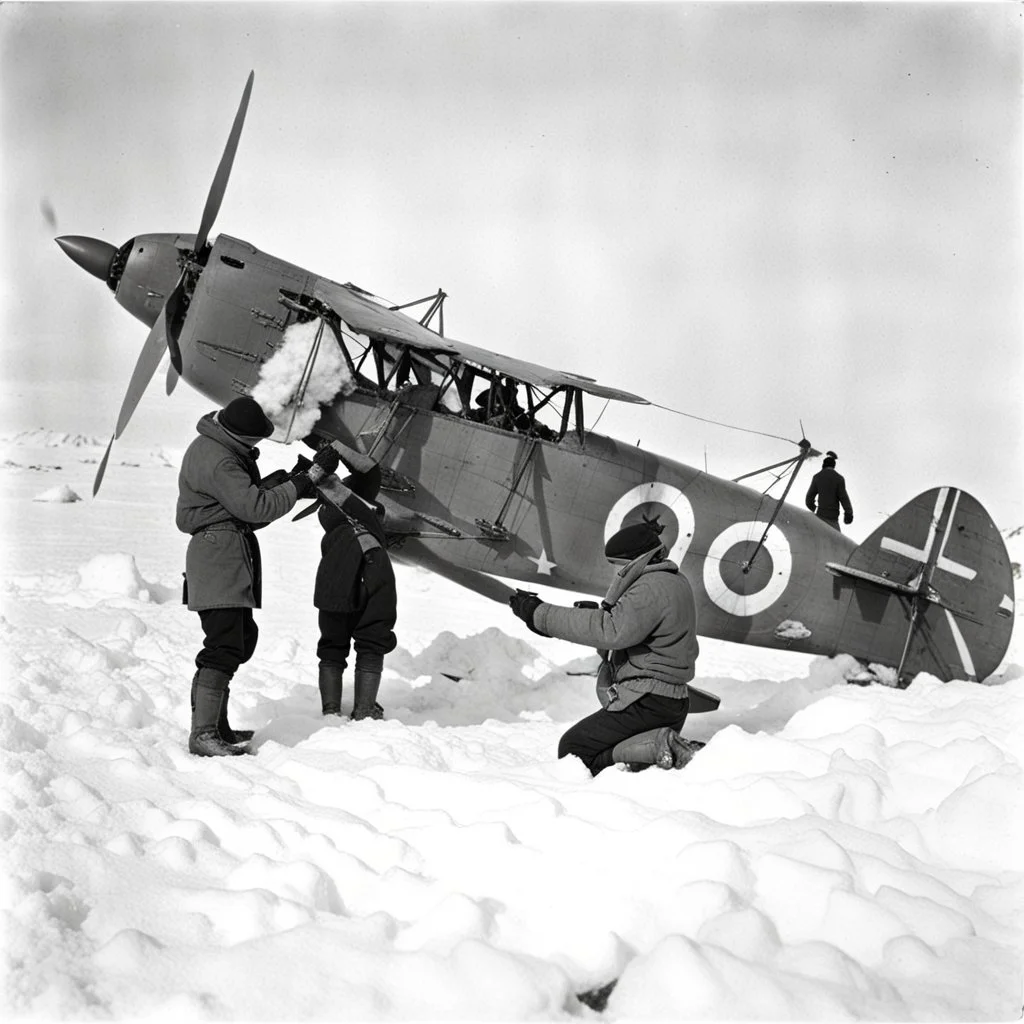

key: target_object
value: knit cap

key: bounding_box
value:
[219,397,274,439]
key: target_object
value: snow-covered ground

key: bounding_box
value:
[2,425,1022,1020]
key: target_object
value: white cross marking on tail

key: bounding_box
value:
[880,487,976,581]
[944,609,977,680]
[934,490,977,581]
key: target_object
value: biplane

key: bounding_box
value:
[56,73,1015,687]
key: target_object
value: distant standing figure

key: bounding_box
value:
[805,450,853,531]
[313,441,397,721]
[509,521,703,775]
[177,397,337,757]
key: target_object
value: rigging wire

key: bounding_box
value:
[650,401,798,446]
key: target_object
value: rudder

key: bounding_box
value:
[826,487,1015,683]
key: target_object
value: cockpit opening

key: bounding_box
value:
[277,287,581,443]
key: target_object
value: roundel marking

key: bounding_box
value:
[703,521,792,617]
[604,482,695,566]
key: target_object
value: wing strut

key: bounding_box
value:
[741,438,816,576]
[475,436,539,542]
[385,288,448,335]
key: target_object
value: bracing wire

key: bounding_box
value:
[650,401,798,446]
[591,399,611,432]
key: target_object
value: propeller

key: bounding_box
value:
[91,71,254,495]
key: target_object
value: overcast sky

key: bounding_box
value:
[1,1,1020,533]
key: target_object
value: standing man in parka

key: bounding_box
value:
[311,440,397,721]
[805,450,854,532]
[509,520,703,775]
[177,396,339,757]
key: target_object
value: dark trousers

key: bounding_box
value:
[196,607,258,674]
[815,512,842,532]
[317,550,397,672]
[317,608,397,673]
[559,692,690,776]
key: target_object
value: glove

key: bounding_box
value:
[509,590,545,634]
[290,454,312,474]
[292,472,317,499]
[313,446,340,476]
[261,469,290,489]
[844,512,853,525]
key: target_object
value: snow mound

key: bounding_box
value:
[33,483,82,503]
[774,619,811,640]
[405,627,550,683]
[76,554,153,601]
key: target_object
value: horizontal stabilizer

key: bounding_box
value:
[825,562,918,595]
[688,684,722,714]
[830,487,1015,682]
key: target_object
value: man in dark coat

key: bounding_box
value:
[509,521,703,775]
[805,451,854,532]
[177,396,338,756]
[312,441,397,721]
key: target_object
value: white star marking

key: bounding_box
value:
[528,548,557,575]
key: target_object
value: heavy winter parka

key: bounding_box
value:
[176,413,299,610]
[533,551,699,709]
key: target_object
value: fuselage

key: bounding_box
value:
[97,231,865,661]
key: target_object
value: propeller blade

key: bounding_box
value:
[164,72,253,376]
[114,316,169,440]
[166,361,180,395]
[293,498,324,522]
[93,436,115,497]
[194,70,254,252]
[94,315,169,496]
[163,270,188,374]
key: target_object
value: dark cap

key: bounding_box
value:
[219,397,274,439]
[604,522,665,561]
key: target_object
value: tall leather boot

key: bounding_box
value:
[189,667,247,756]
[350,670,384,721]
[318,662,346,716]
[611,727,701,771]
[217,684,255,744]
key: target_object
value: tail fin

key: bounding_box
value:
[826,487,1015,683]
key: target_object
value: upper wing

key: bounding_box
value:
[312,276,650,406]
[313,277,459,354]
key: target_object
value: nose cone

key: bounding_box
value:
[55,235,118,282]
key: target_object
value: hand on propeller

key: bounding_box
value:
[292,473,318,500]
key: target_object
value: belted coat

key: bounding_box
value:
[176,413,298,610]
